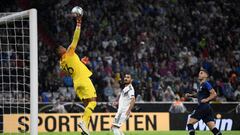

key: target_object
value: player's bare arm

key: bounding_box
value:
[126,96,135,116]
[201,89,217,103]
[185,92,197,98]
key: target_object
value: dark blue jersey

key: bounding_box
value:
[197,81,212,104]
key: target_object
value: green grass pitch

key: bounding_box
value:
[5,131,240,135]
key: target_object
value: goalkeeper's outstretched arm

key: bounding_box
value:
[67,17,82,52]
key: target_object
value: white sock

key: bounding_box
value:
[112,127,121,135]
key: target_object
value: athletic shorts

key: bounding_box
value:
[190,103,215,123]
[74,77,97,100]
[112,111,129,128]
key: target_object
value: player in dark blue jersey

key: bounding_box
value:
[185,68,222,135]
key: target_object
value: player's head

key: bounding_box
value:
[124,73,133,85]
[198,67,209,81]
[56,45,67,57]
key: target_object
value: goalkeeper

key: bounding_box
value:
[57,15,96,135]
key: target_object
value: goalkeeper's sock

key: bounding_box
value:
[83,101,96,127]
[211,127,222,135]
[187,124,195,135]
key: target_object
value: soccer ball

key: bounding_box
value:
[71,6,83,16]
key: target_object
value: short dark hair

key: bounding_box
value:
[124,72,132,77]
[200,67,209,76]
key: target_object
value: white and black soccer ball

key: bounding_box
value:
[71,6,83,16]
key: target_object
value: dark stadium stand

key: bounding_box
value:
[1,0,240,103]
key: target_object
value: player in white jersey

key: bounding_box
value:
[112,73,135,135]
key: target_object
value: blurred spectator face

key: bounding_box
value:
[230,73,237,83]
[59,95,65,102]
[124,74,132,85]
[115,73,121,82]
[198,71,208,81]
[57,46,67,56]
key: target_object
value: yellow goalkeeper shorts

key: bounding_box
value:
[74,77,97,100]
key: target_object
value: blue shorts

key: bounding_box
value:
[190,103,215,123]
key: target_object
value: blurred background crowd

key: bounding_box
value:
[1,0,240,103]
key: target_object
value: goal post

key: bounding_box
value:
[29,9,38,135]
[0,9,38,135]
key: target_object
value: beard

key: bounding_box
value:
[124,80,130,85]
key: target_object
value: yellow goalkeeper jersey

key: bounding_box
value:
[60,52,92,82]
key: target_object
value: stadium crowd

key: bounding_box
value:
[1,0,240,103]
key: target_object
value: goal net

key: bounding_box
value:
[0,9,38,135]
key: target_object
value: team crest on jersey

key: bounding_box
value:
[122,91,128,96]
[198,86,202,92]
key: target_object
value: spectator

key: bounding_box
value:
[2,0,240,102]
[236,104,240,114]
[169,95,187,113]
[49,98,67,113]
[163,86,175,102]
[234,85,240,101]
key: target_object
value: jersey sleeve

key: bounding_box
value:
[67,26,81,54]
[205,82,213,91]
[128,86,135,99]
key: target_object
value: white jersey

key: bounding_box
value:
[118,84,135,113]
